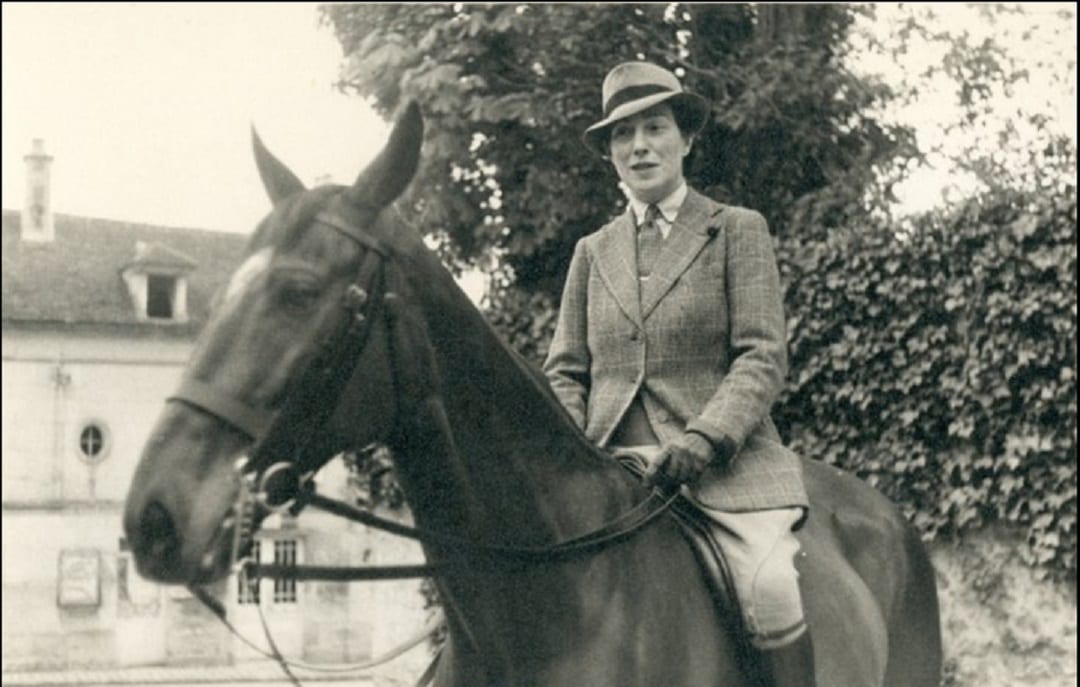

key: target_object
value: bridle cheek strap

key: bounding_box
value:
[167,208,391,514]
[169,379,275,440]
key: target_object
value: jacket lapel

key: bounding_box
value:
[592,209,643,327]
[640,190,721,320]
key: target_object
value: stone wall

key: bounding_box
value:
[931,529,1077,687]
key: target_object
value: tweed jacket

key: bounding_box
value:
[543,188,808,512]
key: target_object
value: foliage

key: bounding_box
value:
[482,286,558,364]
[343,445,405,509]
[775,178,1077,577]
[848,4,1077,208]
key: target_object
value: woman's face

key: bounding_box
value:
[608,103,692,204]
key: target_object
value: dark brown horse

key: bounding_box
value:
[123,104,941,687]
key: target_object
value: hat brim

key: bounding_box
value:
[582,91,709,157]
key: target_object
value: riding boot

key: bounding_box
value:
[758,631,816,687]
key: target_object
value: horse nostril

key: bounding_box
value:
[139,501,181,563]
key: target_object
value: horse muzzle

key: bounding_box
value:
[123,405,255,584]
[124,481,255,585]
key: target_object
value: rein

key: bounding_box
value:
[175,197,678,683]
[244,465,680,580]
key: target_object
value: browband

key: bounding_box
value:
[315,210,390,256]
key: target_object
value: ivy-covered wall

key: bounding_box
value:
[775,186,1077,578]
[490,183,1078,579]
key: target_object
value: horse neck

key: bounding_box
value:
[391,259,636,546]
[380,264,652,678]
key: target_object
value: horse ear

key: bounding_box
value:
[252,126,306,204]
[346,101,423,211]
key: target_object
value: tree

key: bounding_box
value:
[319,4,916,358]
[777,3,1077,577]
[844,4,1076,215]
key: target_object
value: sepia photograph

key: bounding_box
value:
[2,4,1076,686]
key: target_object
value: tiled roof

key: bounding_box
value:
[2,210,249,335]
[124,241,199,271]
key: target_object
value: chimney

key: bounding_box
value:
[22,139,55,242]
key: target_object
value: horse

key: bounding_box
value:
[123,103,942,687]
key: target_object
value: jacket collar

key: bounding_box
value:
[592,188,724,326]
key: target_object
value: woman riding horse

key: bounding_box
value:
[123,98,942,687]
[544,61,814,687]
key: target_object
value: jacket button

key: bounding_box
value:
[629,330,640,341]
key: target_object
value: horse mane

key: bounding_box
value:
[498,331,613,464]
[385,210,617,472]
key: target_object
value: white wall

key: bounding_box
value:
[2,329,191,505]
[0,507,163,670]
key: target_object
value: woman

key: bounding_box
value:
[543,61,815,687]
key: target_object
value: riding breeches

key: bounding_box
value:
[694,503,807,649]
[613,445,808,650]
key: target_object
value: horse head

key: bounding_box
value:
[123,104,430,584]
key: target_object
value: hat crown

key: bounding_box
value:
[601,62,683,114]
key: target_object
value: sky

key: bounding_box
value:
[2,3,1076,238]
[2,3,390,234]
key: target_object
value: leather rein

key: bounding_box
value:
[167,198,677,678]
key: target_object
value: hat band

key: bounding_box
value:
[603,84,674,118]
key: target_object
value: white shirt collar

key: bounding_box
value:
[628,182,687,238]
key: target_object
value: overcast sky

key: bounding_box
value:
[2,3,389,234]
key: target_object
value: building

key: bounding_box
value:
[1,141,430,677]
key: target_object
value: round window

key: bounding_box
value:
[77,422,110,464]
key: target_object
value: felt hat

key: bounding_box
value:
[583,61,709,156]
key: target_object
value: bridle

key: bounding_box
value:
[172,198,393,513]
[166,194,678,682]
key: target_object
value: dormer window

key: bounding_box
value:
[121,241,196,323]
[147,274,177,319]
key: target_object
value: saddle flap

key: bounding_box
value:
[611,448,742,621]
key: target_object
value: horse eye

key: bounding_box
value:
[278,284,320,313]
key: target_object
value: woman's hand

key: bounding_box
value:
[643,431,715,488]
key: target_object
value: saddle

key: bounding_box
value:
[612,451,746,630]
[612,447,768,682]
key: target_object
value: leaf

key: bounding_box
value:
[1010,213,1039,240]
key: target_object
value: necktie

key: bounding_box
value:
[637,203,662,282]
